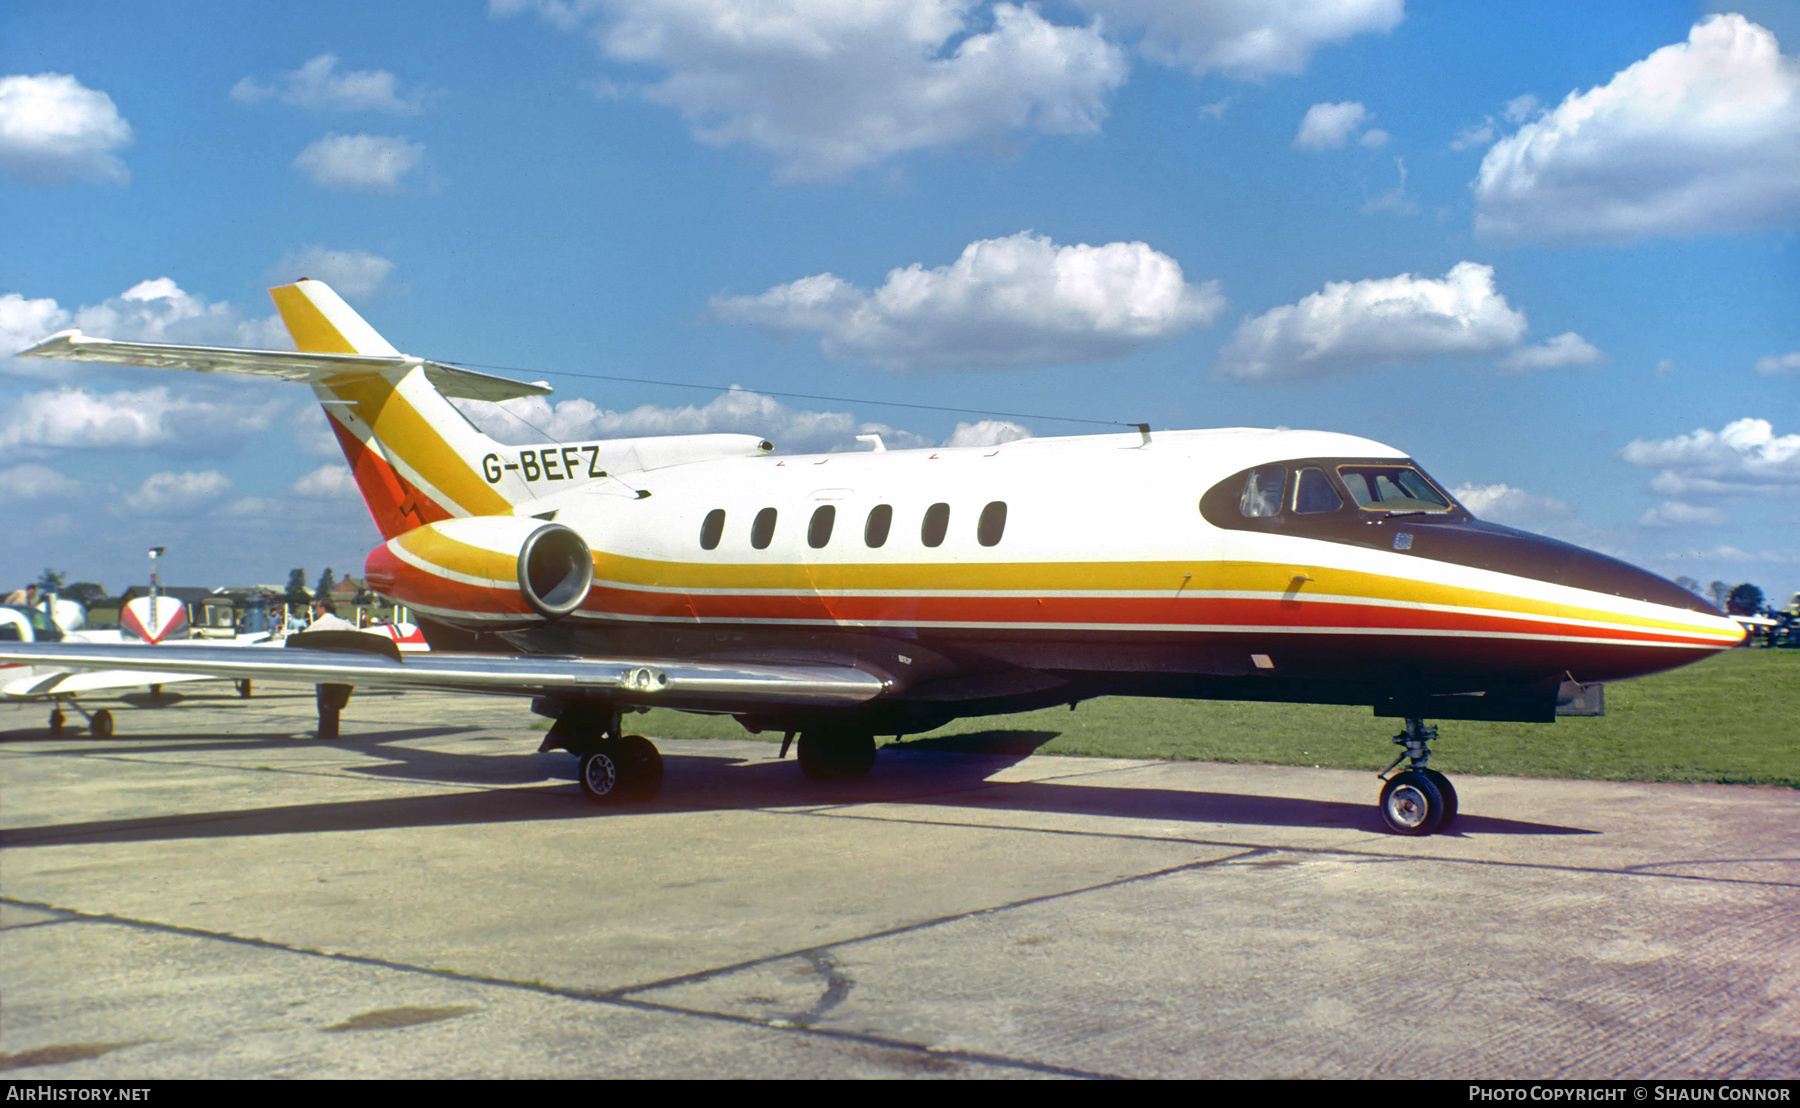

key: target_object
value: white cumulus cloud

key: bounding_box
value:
[0,463,81,499]
[1294,101,1370,149]
[118,470,232,516]
[1498,331,1604,373]
[1450,483,1576,529]
[1474,15,1800,242]
[454,386,940,455]
[271,247,395,299]
[293,133,423,191]
[0,387,284,452]
[1754,352,1800,375]
[0,73,133,184]
[1620,418,1800,496]
[232,54,432,114]
[291,464,362,499]
[1073,0,1403,79]
[713,231,1223,370]
[942,419,1032,448]
[494,0,1127,179]
[1215,261,1528,383]
[1638,501,1729,529]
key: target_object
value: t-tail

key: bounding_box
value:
[269,279,540,537]
[15,279,773,545]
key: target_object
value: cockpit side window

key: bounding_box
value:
[1239,467,1285,518]
[1292,467,1343,514]
[1336,464,1452,513]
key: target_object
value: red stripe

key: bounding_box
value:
[330,414,453,539]
[369,547,1722,648]
[364,548,534,616]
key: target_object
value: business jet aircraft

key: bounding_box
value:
[2,280,1743,834]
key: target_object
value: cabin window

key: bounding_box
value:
[1336,464,1453,513]
[921,502,950,548]
[808,505,836,549]
[699,509,725,550]
[865,504,892,548]
[751,507,778,550]
[1239,468,1285,518]
[977,501,1007,546]
[0,623,18,642]
[1292,468,1343,514]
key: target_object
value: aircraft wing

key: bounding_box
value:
[1,667,216,698]
[15,331,551,403]
[0,643,887,711]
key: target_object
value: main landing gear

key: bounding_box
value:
[783,729,878,781]
[1377,718,1459,836]
[542,706,665,804]
[48,702,114,738]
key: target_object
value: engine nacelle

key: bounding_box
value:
[365,515,595,624]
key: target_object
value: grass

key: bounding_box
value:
[631,649,1800,787]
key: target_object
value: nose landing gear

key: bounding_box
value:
[1377,718,1458,835]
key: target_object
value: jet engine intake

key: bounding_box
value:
[365,515,596,625]
[518,523,594,618]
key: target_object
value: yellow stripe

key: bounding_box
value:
[394,532,1727,640]
[395,527,515,583]
[327,374,511,517]
[270,285,357,353]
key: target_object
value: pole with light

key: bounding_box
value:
[148,546,165,631]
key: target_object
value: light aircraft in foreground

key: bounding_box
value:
[2,595,268,734]
[2,280,1743,833]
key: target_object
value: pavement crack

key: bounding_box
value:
[0,894,1114,1079]
[606,846,1267,1002]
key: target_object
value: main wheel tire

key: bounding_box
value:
[1423,769,1459,831]
[1379,770,1445,836]
[49,709,65,736]
[797,731,877,781]
[89,709,114,739]
[317,705,340,740]
[618,735,664,801]
[237,679,253,698]
[579,745,626,803]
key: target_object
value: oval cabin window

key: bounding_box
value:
[699,508,725,550]
[808,505,836,549]
[977,501,1007,546]
[865,504,892,548]
[921,502,950,548]
[751,507,778,550]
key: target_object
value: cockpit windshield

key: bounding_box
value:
[0,605,63,641]
[1336,464,1453,514]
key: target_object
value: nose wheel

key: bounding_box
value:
[1377,719,1458,835]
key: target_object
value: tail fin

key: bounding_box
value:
[268,280,529,537]
[17,279,774,541]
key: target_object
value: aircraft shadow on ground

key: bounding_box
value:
[0,727,473,756]
[0,728,1591,847]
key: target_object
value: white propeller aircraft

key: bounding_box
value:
[3,280,1743,834]
[2,594,266,736]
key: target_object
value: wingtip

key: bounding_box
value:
[15,328,89,358]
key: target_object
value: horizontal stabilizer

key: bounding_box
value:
[0,642,888,711]
[16,331,551,403]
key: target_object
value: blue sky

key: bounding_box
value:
[2,0,1796,608]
